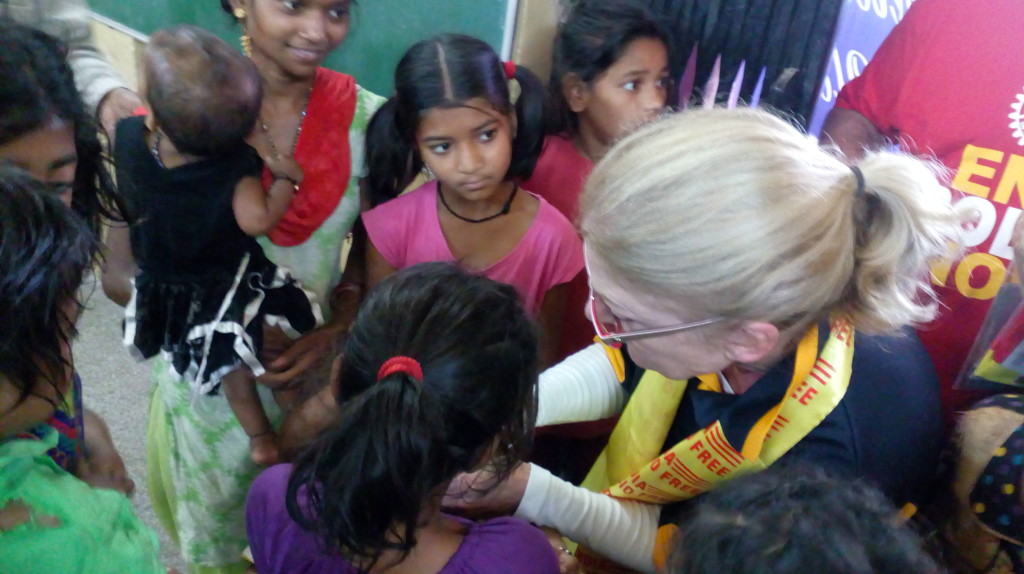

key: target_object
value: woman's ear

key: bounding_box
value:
[561,73,589,114]
[723,321,779,365]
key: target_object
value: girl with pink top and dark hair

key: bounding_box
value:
[361,34,583,367]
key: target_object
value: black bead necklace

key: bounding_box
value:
[438,182,518,223]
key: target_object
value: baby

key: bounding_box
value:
[116,25,320,465]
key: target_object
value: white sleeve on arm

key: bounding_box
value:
[516,465,660,574]
[536,343,627,427]
[49,0,128,115]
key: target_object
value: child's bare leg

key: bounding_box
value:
[222,368,279,466]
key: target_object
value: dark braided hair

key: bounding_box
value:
[0,164,98,411]
[286,262,539,570]
[0,18,131,233]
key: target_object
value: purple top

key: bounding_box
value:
[246,464,561,574]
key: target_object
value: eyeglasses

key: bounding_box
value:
[585,249,723,349]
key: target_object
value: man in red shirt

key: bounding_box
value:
[821,0,1024,418]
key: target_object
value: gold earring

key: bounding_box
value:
[233,8,252,57]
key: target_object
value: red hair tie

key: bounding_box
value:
[377,356,423,382]
[503,60,516,80]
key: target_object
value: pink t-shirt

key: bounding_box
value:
[522,134,597,360]
[363,181,583,315]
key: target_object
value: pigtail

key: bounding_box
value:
[286,371,451,569]
[839,152,969,333]
[506,65,549,181]
[365,97,419,207]
[284,263,541,568]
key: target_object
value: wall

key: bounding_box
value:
[88,0,514,96]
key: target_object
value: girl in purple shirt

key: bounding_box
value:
[246,263,561,574]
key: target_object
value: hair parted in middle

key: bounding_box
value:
[285,262,539,569]
[364,33,549,207]
[579,107,968,335]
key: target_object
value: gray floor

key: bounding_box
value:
[76,276,187,573]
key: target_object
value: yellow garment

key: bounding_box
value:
[576,318,856,573]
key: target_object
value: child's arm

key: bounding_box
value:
[100,223,136,307]
[366,239,398,291]
[233,155,304,237]
[538,283,570,368]
[77,409,135,495]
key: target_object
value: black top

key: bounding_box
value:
[114,116,263,281]
[620,324,944,521]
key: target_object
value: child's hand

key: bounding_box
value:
[264,154,304,187]
[79,409,136,496]
[77,456,136,496]
[443,463,531,518]
[541,528,582,574]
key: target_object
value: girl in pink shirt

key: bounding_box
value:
[362,34,582,366]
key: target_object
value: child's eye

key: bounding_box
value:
[281,0,300,11]
[479,129,498,142]
[429,142,451,154]
[623,81,638,91]
[656,76,668,88]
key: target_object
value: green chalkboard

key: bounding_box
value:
[90,0,511,95]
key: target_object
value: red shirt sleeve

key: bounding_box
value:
[834,0,961,140]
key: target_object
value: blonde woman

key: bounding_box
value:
[449,108,969,574]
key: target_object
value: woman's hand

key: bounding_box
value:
[443,462,532,518]
[258,324,342,388]
[276,383,339,460]
[542,527,583,574]
[97,87,144,146]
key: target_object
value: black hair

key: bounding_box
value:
[549,0,671,134]
[669,464,943,574]
[365,34,548,207]
[0,18,131,233]
[0,164,98,411]
[286,262,539,569]
[145,25,262,157]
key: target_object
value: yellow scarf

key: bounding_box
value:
[574,317,856,573]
